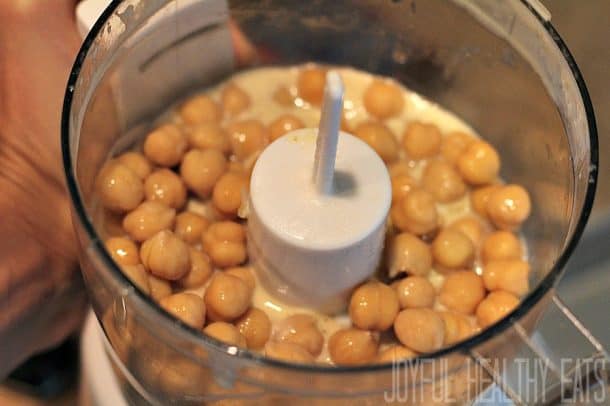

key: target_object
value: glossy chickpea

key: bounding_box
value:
[476,291,519,328]
[456,141,500,185]
[117,152,152,180]
[235,308,271,349]
[174,211,210,245]
[148,274,172,301]
[471,185,501,218]
[105,237,140,266]
[187,122,231,154]
[274,314,324,356]
[96,160,144,213]
[394,276,436,309]
[328,328,378,366]
[203,322,247,347]
[297,66,326,105]
[486,185,531,230]
[349,282,399,332]
[432,229,475,269]
[120,264,150,294]
[272,86,295,106]
[391,172,416,204]
[265,341,314,364]
[353,121,399,163]
[421,160,467,203]
[143,124,188,167]
[202,221,247,268]
[269,114,305,141]
[225,267,256,291]
[144,169,187,209]
[439,311,475,345]
[363,80,404,120]
[387,232,432,278]
[204,272,251,321]
[402,122,442,160]
[482,259,530,296]
[376,345,417,363]
[123,201,176,242]
[177,248,213,289]
[140,230,191,280]
[226,119,268,160]
[439,271,486,314]
[481,231,523,263]
[180,149,227,198]
[212,172,247,216]
[179,95,221,125]
[441,131,474,165]
[393,309,445,353]
[391,189,438,236]
[221,83,250,117]
[449,217,484,248]
[160,293,206,329]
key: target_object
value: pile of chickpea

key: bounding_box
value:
[96,64,532,367]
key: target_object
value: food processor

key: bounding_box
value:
[63,0,606,404]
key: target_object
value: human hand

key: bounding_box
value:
[0,1,87,378]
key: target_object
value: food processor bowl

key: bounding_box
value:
[62,0,603,404]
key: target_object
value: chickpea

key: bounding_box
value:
[482,259,530,296]
[177,248,213,289]
[376,345,417,363]
[391,189,438,236]
[120,264,150,294]
[274,314,324,356]
[212,172,248,216]
[202,221,247,268]
[456,141,500,185]
[481,231,523,263]
[348,282,399,331]
[179,95,221,125]
[160,292,206,329]
[402,122,442,160]
[158,358,205,397]
[476,291,519,328]
[123,201,176,242]
[269,114,305,141]
[394,276,436,309]
[225,267,256,291]
[96,160,144,213]
[187,122,231,154]
[439,271,486,314]
[386,232,432,277]
[174,211,210,245]
[391,173,416,204]
[143,124,188,167]
[117,152,152,180]
[105,237,140,266]
[393,309,444,353]
[388,161,410,178]
[180,149,227,198]
[471,185,501,218]
[363,80,404,120]
[144,169,187,209]
[486,185,531,230]
[204,272,251,321]
[265,341,314,364]
[204,322,247,347]
[441,131,474,165]
[148,274,172,301]
[297,66,326,105]
[235,308,271,349]
[432,229,475,269]
[439,311,475,345]
[328,328,378,366]
[273,86,295,106]
[221,83,250,117]
[140,230,191,280]
[352,121,399,163]
[226,119,268,160]
[421,160,467,203]
[449,217,484,248]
